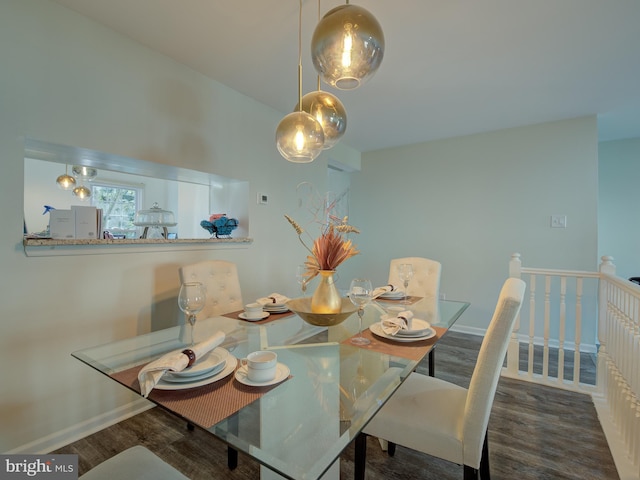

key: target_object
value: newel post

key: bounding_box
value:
[506,253,523,375]
[596,255,615,395]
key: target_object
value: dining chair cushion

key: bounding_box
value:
[79,446,188,480]
[388,257,441,299]
[179,260,243,317]
[364,374,467,465]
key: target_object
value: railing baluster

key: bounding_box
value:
[558,276,566,384]
[574,277,583,387]
[528,274,536,379]
[543,275,551,380]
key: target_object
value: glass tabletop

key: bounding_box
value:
[72,298,468,480]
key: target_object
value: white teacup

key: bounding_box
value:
[241,350,278,382]
[244,302,263,319]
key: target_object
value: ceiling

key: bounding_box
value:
[51,0,640,153]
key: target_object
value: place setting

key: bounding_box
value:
[369,310,437,343]
[225,293,294,323]
[133,331,235,396]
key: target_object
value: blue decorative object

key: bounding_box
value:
[200,216,239,238]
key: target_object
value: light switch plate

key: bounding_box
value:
[551,215,567,228]
[257,192,268,205]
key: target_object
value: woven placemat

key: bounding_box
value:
[111,362,290,429]
[340,325,445,361]
[222,309,295,324]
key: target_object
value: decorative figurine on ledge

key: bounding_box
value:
[200,213,239,238]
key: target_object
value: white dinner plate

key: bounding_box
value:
[239,311,270,321]
[263,306,289,313]
[162,362,226,383]
[167,347,228,378]
[379,317,432,337]
[234,363,290,387]
[378,290,406,299]
[154,356,238,390]
[369,322,436,342]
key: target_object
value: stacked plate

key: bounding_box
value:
[378,289,406,300]
[157,347,235,389]
[262,302,289,314]
[370,317,436,342]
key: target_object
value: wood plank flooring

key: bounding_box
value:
[54,331,619,479]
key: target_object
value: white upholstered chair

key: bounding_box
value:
[356,277,526,480]
[388,256,441,299]
[80,446,188,479]
[179,259,244,317]
[388,257,442,376]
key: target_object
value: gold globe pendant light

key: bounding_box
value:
[311,2,384,90]
[298,88,346,149]
[56,164,76,190]
[72,185,91,200]
[276,0,325,163]
[296,1,347,150]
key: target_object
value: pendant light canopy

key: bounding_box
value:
[298,90,347,150]
[276,0,325,163]
[311,3,384,90]
[71,165,98,181]
[56,165,76,190]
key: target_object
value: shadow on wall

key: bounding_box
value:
[149,262,183,333]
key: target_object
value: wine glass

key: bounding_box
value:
[397,263,414,304]
[349,278,373,346]
[296,264,308,296]
[178,282,206,345]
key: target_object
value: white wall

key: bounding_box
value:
[598,138,640,280]
[0,0,359,453]
[340,117,599,339]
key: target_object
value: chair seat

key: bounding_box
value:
[364,373,468,465]
[79,446,188,480]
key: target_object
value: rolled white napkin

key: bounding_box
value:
[256,293,290,305]
[381,311,414,336]
[137,331,225,397]
[372,284,401,299]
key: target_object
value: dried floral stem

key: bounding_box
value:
[285,214,359,281]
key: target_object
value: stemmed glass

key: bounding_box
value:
[178,282,206,345]
[296,264,308,296]
[349,278,373,346]
[397,263,414,304]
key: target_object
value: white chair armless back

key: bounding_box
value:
[179,260,244,317]
[388,257,442,299]
[462,277,525,467]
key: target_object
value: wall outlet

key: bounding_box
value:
[551,214,567,228]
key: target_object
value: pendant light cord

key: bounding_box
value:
[297,0,303,112]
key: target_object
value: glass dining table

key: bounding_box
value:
[72,297,469,480]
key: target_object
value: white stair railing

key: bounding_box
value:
[598,269,640,471]
[505,253,600,393]
[505,253,640,475]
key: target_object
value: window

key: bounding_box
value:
[91,183,143,239]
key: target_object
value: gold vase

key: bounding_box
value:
[311,270,342,313]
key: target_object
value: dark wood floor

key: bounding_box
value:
[54,331,619,479]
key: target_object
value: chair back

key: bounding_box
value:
[462,277,525,467]
[388,257,442,298]
[179,260,243,317]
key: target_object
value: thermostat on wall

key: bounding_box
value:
[257,192,268,205]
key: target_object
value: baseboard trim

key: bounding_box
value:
[6,399,154,454]
[592,395,640,480]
